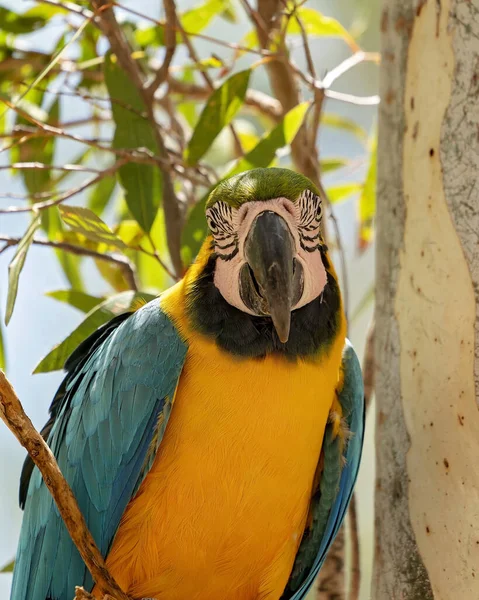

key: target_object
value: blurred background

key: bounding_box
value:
[0,0,378,597]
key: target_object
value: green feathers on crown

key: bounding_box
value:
[205,168,320,209]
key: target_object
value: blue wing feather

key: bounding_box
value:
[11,300,187,600]
[286,340,365,600]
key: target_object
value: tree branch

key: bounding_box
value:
[145,0,177,99]
[91,0,184,277]
[0,371,130,600]
[0,236,139,291]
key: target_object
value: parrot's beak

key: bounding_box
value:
[242,210,300,343]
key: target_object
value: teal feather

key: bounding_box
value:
[11,300,187,600]
[283,340,365,599]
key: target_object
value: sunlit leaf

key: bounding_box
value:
[0,558,14,573]
[59,205,126,251]
[320,158,348,173]
[359,133,377,249]
[181,102,309,263]
[322,113,368,141]
[181,0,228,34]
[0,314,6,371]
[287,8,359,51]
[46,290,103,313]
[34,291,157,373]
[184,69,251,165]
[136,211,173,292]
[95,260,131,293]
[42,207,84,291]
[327,183,362,203]
[5,215,41,325]
[104,52,161,232]
[229,102,309,176]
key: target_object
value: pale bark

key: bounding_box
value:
[375,1,479,599]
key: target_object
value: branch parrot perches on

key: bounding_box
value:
[11,168,365,600]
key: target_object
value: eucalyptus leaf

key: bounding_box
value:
[185,69,251,165]
[359,133,377,247]
[104,53,161,233]
[46,290,104,314]
[327,183,362,203]
[5,215,41,325]
[320,158,348,173]
[0,315,6,371]
[287,8,358,50]
[59,205,126,251]
[327,183,363,204]
[34,291,157,373]
[0,558,14,573]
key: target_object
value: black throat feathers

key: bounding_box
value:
[186,249,342,359]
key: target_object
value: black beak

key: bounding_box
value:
[241,210,303,343]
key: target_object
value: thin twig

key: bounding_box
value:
[0,372,130,600]
[145,0,177,98]
[348,492,361,600]
[324,90,380,106]
[322,52,380,90]
[6,162,107,174]
[0,159,128,214]
[0,236,138,291]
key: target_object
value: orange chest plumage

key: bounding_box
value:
[99,283,346,600]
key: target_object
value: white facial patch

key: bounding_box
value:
[206,194,328,315]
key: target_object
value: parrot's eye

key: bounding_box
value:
[297,189,322,252]
[206,201,238,260]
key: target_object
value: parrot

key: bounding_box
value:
[11,167,364,600]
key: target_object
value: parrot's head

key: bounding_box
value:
[186,168,343,358]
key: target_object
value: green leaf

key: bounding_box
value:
[184,69,251,165]
[5,215,41,325]
[359,133,377,247]
[327,183,362,203]
[229,102,310,176]
[46,290,103,313]
[87,174,117,216]
[0,314,6,371]
[320,158,348,173]
[59,205,126,251]
[0,7,51,34]
[287,8,359,50]
[34,291,157,374]
[181,0,227,34]
[104,52,161,233]
[0,558,14,573]
[42,207,84,291]
[181,102,309,263]
[322,113,368,141]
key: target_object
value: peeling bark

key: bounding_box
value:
[375,0,479,598]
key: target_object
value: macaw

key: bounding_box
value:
[11,167,364,600]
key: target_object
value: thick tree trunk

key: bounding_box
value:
[374,0,479,598]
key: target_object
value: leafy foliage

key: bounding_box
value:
[0,0,378,372]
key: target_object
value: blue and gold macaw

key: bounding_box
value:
[11,167,364,600]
